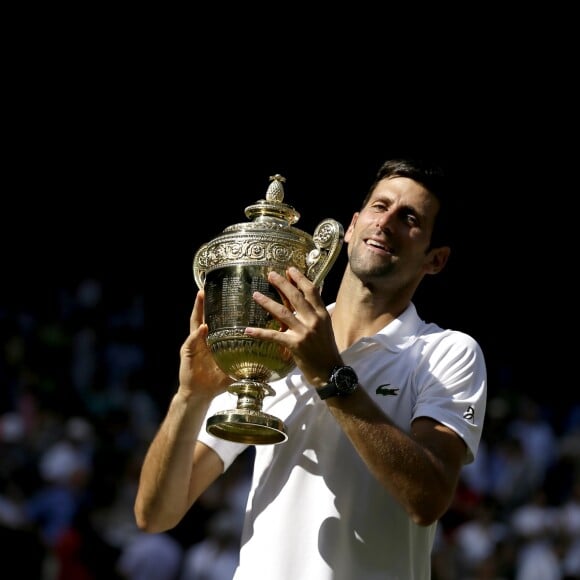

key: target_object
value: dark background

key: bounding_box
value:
[5,115,554,407]
[2,16,578,579]
[4,24,575,414]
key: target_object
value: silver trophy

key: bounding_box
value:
[193,174,343,444]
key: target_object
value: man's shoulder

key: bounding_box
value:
[417,321,484,358]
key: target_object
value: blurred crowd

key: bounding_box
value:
[1,276,579,579]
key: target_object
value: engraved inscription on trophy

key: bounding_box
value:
[193,174,344,445]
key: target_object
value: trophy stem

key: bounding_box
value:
[205,379,288,445]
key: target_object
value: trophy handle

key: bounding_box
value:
[193,243,208,290]
[306,219,344,287]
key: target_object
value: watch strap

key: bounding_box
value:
[316,382,339,400]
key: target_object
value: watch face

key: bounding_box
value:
[333,366,358,395]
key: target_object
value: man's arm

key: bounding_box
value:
[326,393,467,525]
[134,290,232,532]
[134,391,223,532]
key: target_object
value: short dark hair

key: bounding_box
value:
[363,158,452,249]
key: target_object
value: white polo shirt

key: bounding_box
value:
[198,301,487,580]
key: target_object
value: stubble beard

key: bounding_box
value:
[349,248,396,281]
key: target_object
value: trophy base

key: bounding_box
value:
[206,409,288,445]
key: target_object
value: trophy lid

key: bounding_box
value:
[244,174,300,225]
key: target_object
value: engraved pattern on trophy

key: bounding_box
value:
[193,174,344,445]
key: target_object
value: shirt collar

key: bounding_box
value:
[327,301,422,353]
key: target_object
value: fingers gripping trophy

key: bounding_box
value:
[193,174,344,445]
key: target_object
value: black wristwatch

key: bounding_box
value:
[317,365,359,400]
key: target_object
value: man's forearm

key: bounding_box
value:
[326,388,465,526]
[134,389,212,532]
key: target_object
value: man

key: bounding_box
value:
[134,158,487,579]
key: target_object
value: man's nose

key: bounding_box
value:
[375,209,395,231]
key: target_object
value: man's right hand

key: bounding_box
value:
[178,289,232,398]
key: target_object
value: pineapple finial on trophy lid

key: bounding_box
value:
[245,173,300,225]
[266,174,286,203]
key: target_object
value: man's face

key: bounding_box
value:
[344,176,445,287]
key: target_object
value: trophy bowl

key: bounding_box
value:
[193,174,344,445]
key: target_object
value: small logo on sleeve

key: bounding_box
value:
[376,384,399,396]
[463,406,475,422]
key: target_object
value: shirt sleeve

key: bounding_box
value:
[413,330,487,464]
[197,390,250,471]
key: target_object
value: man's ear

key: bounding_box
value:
[344,213,359,243]
[425,246,451,275]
